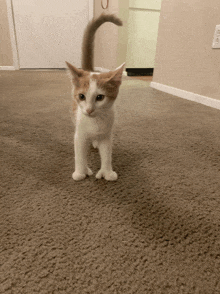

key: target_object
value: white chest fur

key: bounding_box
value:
[75,107,114,140]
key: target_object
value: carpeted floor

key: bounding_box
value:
[0,70,220,294]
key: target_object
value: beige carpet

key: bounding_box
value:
[1,70,220,294]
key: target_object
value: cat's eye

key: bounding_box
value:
[96,94,105,101]
[79,94,86,101]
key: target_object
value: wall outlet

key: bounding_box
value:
[212,24,220,48]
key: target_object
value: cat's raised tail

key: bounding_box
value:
[81,13,123,72]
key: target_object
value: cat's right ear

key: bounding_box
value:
[66,61,83,85]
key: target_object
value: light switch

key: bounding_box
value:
[212,24,220,49]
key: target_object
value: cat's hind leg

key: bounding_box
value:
[92,140,98,149]
[87,167,93,176]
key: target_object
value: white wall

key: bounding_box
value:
[126,0,161,68]
[0,0,13,66]
[153,0,220,101]
[94,0,120,70]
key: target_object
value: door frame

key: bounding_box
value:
[5,0,19,69]
[6,0,94,70]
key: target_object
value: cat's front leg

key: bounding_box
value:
[96,138,118,181]
[72,133,93,181]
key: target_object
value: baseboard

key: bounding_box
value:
[94,67,127,76]
[94,67,110,73]
[126,68,154,76]
[0,66,16,70]
[151,82,220,110]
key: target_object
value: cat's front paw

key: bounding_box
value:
[96,169,118,181]
[72,171,86,181]
[72,167,93,181]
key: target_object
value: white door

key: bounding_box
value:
[126,0,161,68]
[12,0,91,68]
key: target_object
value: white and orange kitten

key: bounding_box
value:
[66,14,125,181]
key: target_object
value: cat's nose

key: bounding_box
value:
[86,108,94,115]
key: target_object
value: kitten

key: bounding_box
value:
[66,14,125,181]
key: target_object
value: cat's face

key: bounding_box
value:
[66,62,125,117]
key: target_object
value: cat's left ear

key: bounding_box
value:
[109,63,125,85]
[66,61,84,85]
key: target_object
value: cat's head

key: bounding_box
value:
[66,62,125,117]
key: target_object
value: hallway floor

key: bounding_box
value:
[129,75,153,82]
[1,70,220,293]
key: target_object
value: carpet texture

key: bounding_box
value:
[1,70,220,294]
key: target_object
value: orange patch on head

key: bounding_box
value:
[76,73,90,90]
[73,73,90,104]
[92,71,121,100]
[66,62,91,113]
